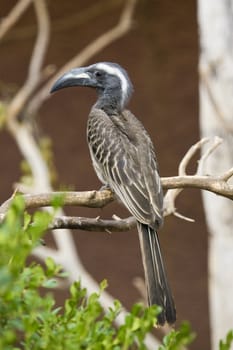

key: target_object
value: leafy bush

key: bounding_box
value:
[0,196,231,349]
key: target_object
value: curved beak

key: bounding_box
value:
[50,68,91,93]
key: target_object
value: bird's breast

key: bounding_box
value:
[87,112,113,185]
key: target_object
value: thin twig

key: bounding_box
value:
[179,137,210,176]
[197,136,223,175]
[173,211,195,222]
[219,167,233,181]
[171,137,211,221]
[7,0,50,123]
[163,138,232,219]
[3,0,124,42]
[164,139,207,219]
[0,0,33,41]
[28,1,50,83]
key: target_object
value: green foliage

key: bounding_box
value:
[0,201,158,350]
[219,330,233,350]
[158,322,195,350]
[1,195,230,350]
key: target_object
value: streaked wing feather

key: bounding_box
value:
[88,108,163,226]
[104,143,157,225]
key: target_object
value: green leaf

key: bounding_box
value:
[100,279,108,291]
[45,257,57,275]
[219,330,233,350]
[42,278,58,288]
[159,322,196,350]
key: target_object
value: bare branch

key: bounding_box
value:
[164,139,208,219]
[219,167,233,181]
[173,211,195,222]
[28,1,50,82]
[3,0,124,42]
[179,137,210,175]
[197,136,223,175]
[7,0,50,123]
[50,215,136,232]
[163,138,232,219]
[162,174,233,199]
[0,0,33,41]
[165,137,211,221]
[0,189,114,215]
[26,0,137,115]
[0,164,232,222]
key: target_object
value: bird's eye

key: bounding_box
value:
[94,70,103,78]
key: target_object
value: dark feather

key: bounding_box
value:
[137,222,176,325]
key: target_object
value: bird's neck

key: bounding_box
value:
[95,88,124,115]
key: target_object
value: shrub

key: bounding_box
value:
[0,196,231,349]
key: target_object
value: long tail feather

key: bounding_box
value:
[137,222,176,325]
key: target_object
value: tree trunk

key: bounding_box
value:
[197,1,233,349]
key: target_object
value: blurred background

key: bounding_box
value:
[0,1,210,348]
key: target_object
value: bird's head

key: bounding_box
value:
[50,62,133,114]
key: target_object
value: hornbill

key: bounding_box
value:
[51,62,176,325]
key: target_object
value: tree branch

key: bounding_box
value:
[50,215,136,232]
[163,137,233,221]
[0,189,114,215]
[7,0,50,123]
[2,0,124,42]
[162,173,233,199]
[197,136,223,175]
[0,0,33,41]
[0,159,232,224]
[164,138,208,220]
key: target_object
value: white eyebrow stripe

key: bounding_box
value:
[95,63,128,105]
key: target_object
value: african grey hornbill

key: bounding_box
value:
[51,62,176,325]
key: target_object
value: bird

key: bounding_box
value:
[51,62,176,326]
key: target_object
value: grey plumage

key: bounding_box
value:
[51,62,176,325]
[87,108,162,226]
